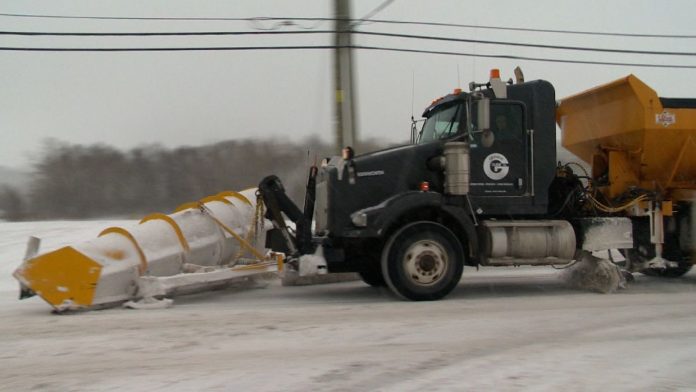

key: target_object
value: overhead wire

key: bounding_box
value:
[1,11,694,68]
[0,12,693,39]
[353,45,696,69]
[247,18,322,31]
[2,29,693,57]
[0,45,337,52]
[354,31,696,57]
[353,0,396,26]
[360,17,696,39]
[0,30,334,37]
[0,12,259,22]
[0,44,693,69]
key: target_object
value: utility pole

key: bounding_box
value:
[334,0,357,153]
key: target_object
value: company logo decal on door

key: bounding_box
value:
[483,153,510,180]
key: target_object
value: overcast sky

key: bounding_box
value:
[1,0,695,169]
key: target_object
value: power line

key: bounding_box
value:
[248,18,322,31]
[355,0,395,24]
[354,31,696,57]
[0,12,693,39]
[363,17,696,39]
[0,43,694,69]
[2,29,693,57]
[0,30,332,37]
[0,45,336,52]
[354,45,696,69]
[0,12,255,21]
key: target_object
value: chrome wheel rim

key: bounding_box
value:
[403,240,448,286]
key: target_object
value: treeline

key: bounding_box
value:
[0,138,391,221]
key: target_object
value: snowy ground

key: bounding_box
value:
[1,220,696,391]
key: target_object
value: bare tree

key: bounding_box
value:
[24,137,392,219]
[0,185,26,221]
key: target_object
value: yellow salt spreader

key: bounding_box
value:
[558,74,696,275]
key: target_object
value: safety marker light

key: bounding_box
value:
[419,181,430,192]
[490,68,501,79]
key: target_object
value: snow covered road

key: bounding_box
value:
[1,221,695,391]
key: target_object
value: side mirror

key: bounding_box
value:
[477,98,490,131]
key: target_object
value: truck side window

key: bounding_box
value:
[490,104,525,143]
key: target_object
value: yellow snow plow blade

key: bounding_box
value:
[14,246,102,309]
[13,188,281,312]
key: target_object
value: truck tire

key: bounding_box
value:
[622,217,693,278]
[381,221,464,301]
[358,265,385,287]
[642,263,692,278]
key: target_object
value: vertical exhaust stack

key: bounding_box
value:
[514,66,525,84]
[13,189,279,312]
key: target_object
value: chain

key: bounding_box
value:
[231,193,265,264]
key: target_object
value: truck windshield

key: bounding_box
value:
[418,103,462,144]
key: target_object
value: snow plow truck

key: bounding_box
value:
[259,69,696,301]
[13,69,696,310]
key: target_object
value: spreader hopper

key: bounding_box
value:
[557,75,696,199]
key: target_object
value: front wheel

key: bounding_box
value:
[381,221,464,301]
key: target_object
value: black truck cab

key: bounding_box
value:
[314,78,557,239]
[260,74,561,300]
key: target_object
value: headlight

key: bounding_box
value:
[350,211,367,227]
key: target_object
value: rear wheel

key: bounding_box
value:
[623,246,693,278]
[381,221,464,301]
[642,263,692,278]
[623,215,693,278]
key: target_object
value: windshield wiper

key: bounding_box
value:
[443,106,460,137]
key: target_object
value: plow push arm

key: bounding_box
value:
[258,166,318,258]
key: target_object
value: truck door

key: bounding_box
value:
[469,102,528,196]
